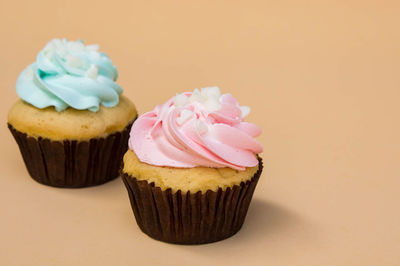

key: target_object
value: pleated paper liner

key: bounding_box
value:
[121,157,263,244]
[8,118,136,188]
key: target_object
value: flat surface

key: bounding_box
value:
[0,1,399,265]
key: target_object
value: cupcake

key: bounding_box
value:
[121,86,263,244]
[8,38,137,188]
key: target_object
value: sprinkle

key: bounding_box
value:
[201,86,221,99]
[176,109,193,125]
[189,88,203,103]
[86,44,99,51]
[204,98,221,112]
[66,55,83,68]
[86,64,98,79]
[67,40,85,52]
[174,93,189,107]
[240,106,251,118]
[195,120,208,135]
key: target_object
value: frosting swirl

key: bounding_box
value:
[16,38,122,112]
[129,87,263,170]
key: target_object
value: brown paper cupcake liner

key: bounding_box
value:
[8,118,136,188]
[121,157,263,244]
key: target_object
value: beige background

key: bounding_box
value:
[1,0,399,265]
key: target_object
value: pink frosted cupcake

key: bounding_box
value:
[121,87,263,244]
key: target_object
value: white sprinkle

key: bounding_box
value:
[86,44,99,51]
[66,55,83,68]
[176,109,193,125]
[240,106,251,118]
[67,40,85,52]
[52,38,63,48]
[174,93,189,107]
[187,87,223,111]
[189,88,204,103]
[201,86,221,99]
[195,120,208,135]
[86,64,98,79]
[203,98,221,112]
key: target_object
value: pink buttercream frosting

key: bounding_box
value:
[129,87,263,170]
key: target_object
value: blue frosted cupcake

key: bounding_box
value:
[8,38,137,188]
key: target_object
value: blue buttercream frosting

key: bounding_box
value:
[16,38,123,112]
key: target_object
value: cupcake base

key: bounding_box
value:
[8,119,135,188]
[121,158,263,245]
